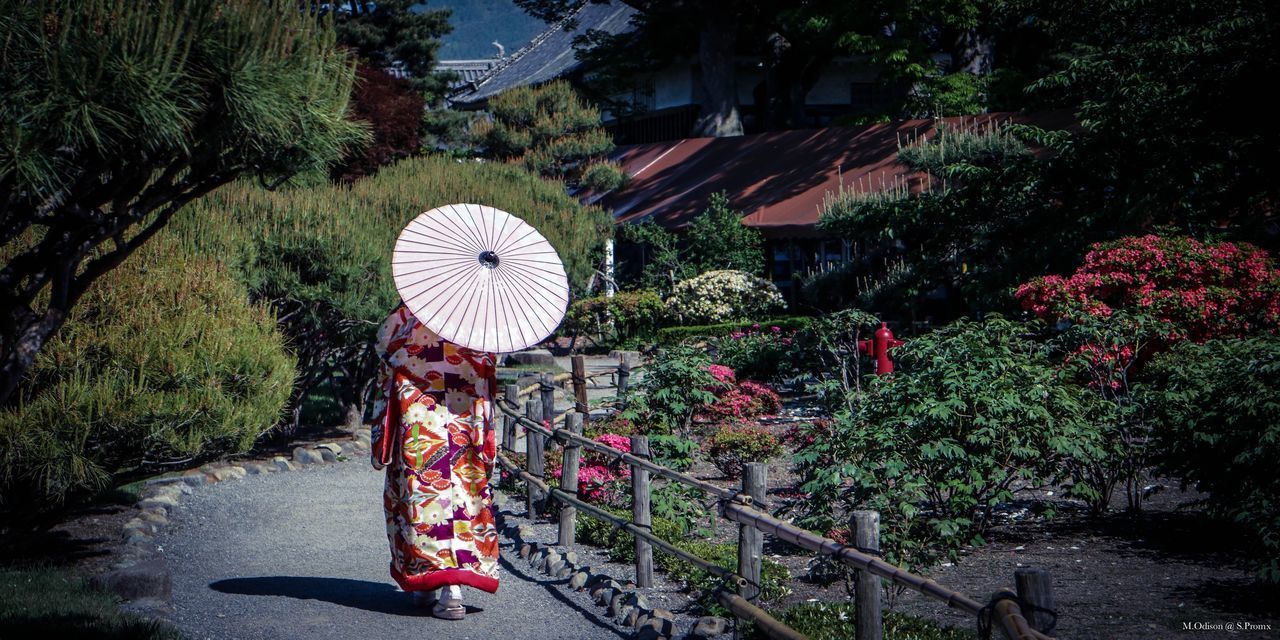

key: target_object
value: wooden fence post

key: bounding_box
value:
[540,372,556,425]
[1014,568,1055,633]
[852,510,883,640]
[617,354,632,408]
[571,355,589,416]
[525,399,545,518]
[559,413,583,547]
[502,384,519,453]
[631,435,653,587]
[738,463,767,601]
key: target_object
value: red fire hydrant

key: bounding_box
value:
[857,322,905,375]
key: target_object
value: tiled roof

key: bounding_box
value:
[602,112,1074,237]
[436,59,499,90]
[448,1,637,107]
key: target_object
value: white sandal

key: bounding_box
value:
[431,585,465,620]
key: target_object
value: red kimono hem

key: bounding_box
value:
[391,564,500,594]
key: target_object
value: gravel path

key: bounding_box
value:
[156,458,627,640]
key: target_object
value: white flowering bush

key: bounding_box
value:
[664,270,786,325]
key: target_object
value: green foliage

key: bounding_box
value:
[793,316,1112,570]
[665,270,787,326]
[0,566,183,640]
[656,317,813,343]
[329,0,456,102]
[620,346,721,435]
[564,290,665,349]
[685,192,766,276]
[786,309,881,411]
[765,602,974,640]
[651,482,715,536]
[169,155,610,430]
[648,435,700,472]
[0,238,295,506]
[905,73,989,118]
[708,323,799,382]
[0,0,365,404]
[1024,0,1278,234]
[662,540,791,614]
[573,503,790,612]
[819,122,1058,314]
[1141,337,1280,581]
[580,161,628,192]
[704,424,783,478]
[618,220,689,296]
[480,80,623,188]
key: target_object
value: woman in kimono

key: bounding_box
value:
[370,303,501,620]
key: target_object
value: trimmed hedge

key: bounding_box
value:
[0,237,295,506]
[657,316,813,343]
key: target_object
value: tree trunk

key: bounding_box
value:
[692,14,742,138]
[0,307,68,407]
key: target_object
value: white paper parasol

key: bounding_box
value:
[391,203,569,353]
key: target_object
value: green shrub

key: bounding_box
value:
[684,192,767,276]
[171,154,613,427]
[660,540,790,613]
[708,323,797,382]
[573,503,789,614]
[619,345,721,434]
[657,317,812,343]
[564,290,665,349]
[1141,337,1280,581]
[574,505,686,563]
[793,316,1112,570]
[764,602,974,640]
[704,424,783,478]
[0,238,295,506]
[665,270,786,325]
[651,482,715,536]
[648,435,699,471]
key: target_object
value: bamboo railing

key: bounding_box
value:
[495,354,1056,640]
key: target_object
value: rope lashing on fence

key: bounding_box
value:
[977,591,1055,640]
[496,398,743,502]
[494,451,747,588]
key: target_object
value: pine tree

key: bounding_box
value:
[0,0,368,405]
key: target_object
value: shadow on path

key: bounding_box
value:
[209,577,484,617]
[496,544,630,639]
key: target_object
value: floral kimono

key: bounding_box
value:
[370,304,501,593]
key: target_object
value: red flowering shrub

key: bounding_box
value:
[1016,235,1280,342]
[331,63,425,182]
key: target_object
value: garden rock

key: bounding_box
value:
[689,616,729,638]
[569,569,590,590]
[208,466,246,482]
[138,495,178,512]
[95,559,172,601]
[636,625,668,640]
[292,446,324,465]
[623,592,650,612]
[271,456,294,472]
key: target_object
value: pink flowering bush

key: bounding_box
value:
[1017,235,1280,342]
[699,379,782,421]
[551,433,632,505]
